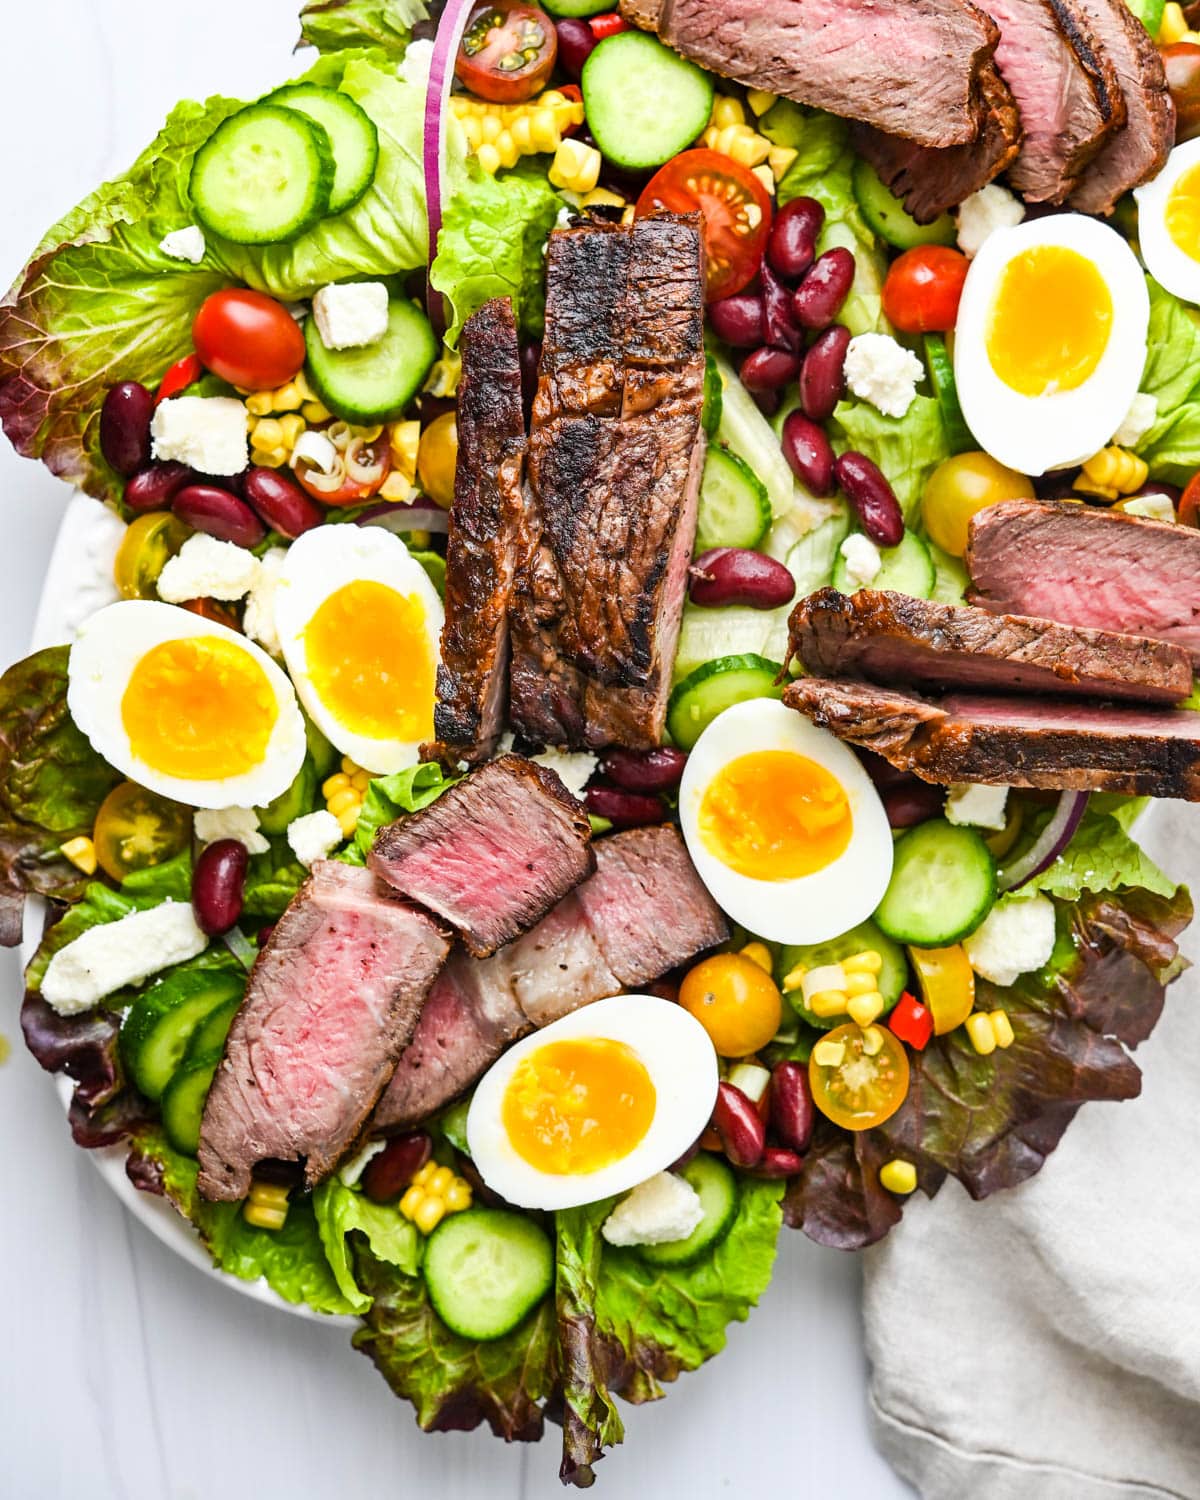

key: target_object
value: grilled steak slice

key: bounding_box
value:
[369,755,593,958]
[620,0,1000,149]
[967,500,1200,668]
[785,677,1200,798]
[790,588,1193,704]
[1069,0,1174,214]
[432,299,526,762]
[372,825,727,1129]
[853,64,1022,223]
[197,862,448,1201]
[534,222,632,420]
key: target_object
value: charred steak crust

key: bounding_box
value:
[784,676,1200,799]
[368,754,594,958]
[789,588,1193,704]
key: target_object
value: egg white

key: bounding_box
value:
[678,698,894,946]
[1136,139,1200,307]
[953,213,1149,476]
[467,994,719,1211]
[272,524,444,774]
[67,599,307,809]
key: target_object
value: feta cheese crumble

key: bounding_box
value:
[194,806,270,856]
[843,333,924,420]
[158,225,206,263]
[243,546,287,657]
[151,396,248,476]
[1111,392,1158,449]
[964,893,1056,988]
[956,184,1024,258]
[602,1171,704,1247]
[287,809,344,867]
[945,783,1009,831]
[156,533,261,604]
[531,747,598,799]
[312,281,390,351]
[838,532,883,588]
[41,902,208,1015]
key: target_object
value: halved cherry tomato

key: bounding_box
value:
[921,450,1033,557]
[1180,470,1200,527]
[155,353,203,407]
[292,431,391,505]
[192,289,306,391]
[882,245,970,334]
[907,944,975,1035]
[93,781,192,883]
[588,11,627,38]
[456,1,557,104]
[809,1023,910,1131]
[1162,43,1200,143]
[113,511,192,599]
[637,149,773,302]
[888,991,934,1051]
[417,413,459,509]
[179,596,242,631]
[679,952,783,1058]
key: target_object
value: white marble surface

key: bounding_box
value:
[0,5,911,1497]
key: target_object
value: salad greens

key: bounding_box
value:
[298,0,429,57]
[312,1176,422,1312]
[1134,277,1200,483]
[829,393,951,521]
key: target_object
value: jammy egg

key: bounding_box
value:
[678,699,894,945]
[1135,138,1200,307]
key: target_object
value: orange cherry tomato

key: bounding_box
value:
[809,1023,910,1131]
[882,245,970,334]
[679,952,783,1058]
[1162,43,1200,143]
[907,944,975,1035]
[92,781,192,883]
[193,289,306,391]
[455,1,558,104]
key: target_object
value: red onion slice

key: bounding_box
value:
[356,501,450,534]
[998,790,1090,892]
[423,0,477,329]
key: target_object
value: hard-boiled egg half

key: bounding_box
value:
[273,524,443,774]
[467,994,719,1211]
[678,699,893,945]
[68,600,306,809]
[954,214,1148,475]
[1136,138,1200,306]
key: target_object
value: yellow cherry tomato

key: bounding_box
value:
[417,412,458,509]
[907,943,975,1035]
[809,1022,910,1131]
[113,512,192,600]
[921,451,1032,557]
[92,781,192,882]
[679,952,783,1057]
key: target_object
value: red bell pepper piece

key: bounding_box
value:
[154,353,203,406]
[888,991,934,1051]
[589,12,628,38]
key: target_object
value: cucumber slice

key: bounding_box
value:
[255,755,318,836]
[438,1095,472,1155]
[851,158,956,250]
[543,0,611,13]
[702,352,723,438]
[424,1208,554,1341]
[120,968,245,1101]
[832,528,934,599]
[304,295,438,424]
[182,995,241,1067]
[780,919,908,1031]
[581,32,714,170]
[265,85,379,215]
[875,819,997,946]
[162,1050,221,1157]
[667,653,783,751]
[636,1154,738,1267]
[190,103,334,245]
[923,333,972,452]
[695,447,772,554]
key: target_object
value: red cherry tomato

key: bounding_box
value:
[455,1,558,104]
[1162,43,1200,143]
[882,245,970,334]
[637,149,773,302]
[154,353,203,407]
[192,289,306,392]
[588,11,628,37]
[1180,471,1200,528]
[292,432,391,505]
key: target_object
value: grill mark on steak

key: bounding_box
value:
[535,223,631,420]
[368,754,594,958]
[789,588,1193,705]
[620,0,1001,150]
[196,862,449,1201]
[432,299,526,762]
[784,676,1200,799]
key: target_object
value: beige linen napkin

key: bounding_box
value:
[863,807,1200,1500]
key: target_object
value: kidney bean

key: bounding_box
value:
[833,451,904,547]
[770,1061,815,1155]
[100,381,154,476]
[707,293,766,348]
[556,17,597,76]
[883,781,946,828]
[760,261,803,352]
[688,547,795,610]
[766,195,824,282]
[600,746,687,794]
[856,748,916,791]
[520,339,542,426]
[711,1081,766,1169]
[173,485,266,548]
[749,1146,806,1179]
[257,923,276,948]
[585,784,665,829]
[123,462,196,514]
[192,839,248,937]
[799,324,851,422]
[362,1132,433,1204]
[792,247,856,331]
[740,345,802,393]
[781,411,835,497]
[753,387,782,420]
[241,467,323,538]
[670,1137,701,1172]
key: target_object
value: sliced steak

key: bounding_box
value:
[790,588,1192,704]
[510,213,707,749]
[1069,0,1174,214]
[785,676,1200,798]
[853,63,1022,223]
[197,862,448,1201]
[967,500,1200,668]
[368,754,593,958]
[432,299,526,763]
[620,0,1000,149]
[372,825,727,1129]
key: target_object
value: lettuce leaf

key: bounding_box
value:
[298,0,428,55]
[829,393,951,520]
[556,1202,626,1486]
[312,1177,422,1313]
[1015,807,1177,903]
[348,760,459,861]
[1134,278,1200,482]
[242,844,307,918]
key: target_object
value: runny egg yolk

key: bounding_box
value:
[121,636,277,780]
[1166,162,1200,263]
[501,1038,656,1175]
[986,245,1113,397]
[698,749,852,880]
[303,579,434,742]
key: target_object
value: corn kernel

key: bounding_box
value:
[414,1198,444,1234]
[60,836,97,875]
[861,1025,885,1058]
[323,771,350,798]
[581,187,626,209]
[477,142,502,175]
[301,400,331,424]
[337,806,360,837]
[388,419,421,476]
[272,382,304,412]
[843,950,883,976]
[246,391,277,417]
[1160,1,1188,41]
[711,95,746,128]
[728,130,772,169]
[549,139,601,193]
[847,991,885,1028]
[739,941,774,974]
[461,115,483,151]
[1077,446,1148,497]
[292,369,313,401]
[279,413,306,448]
[251,447,288,469]
[243,1179,290,1230]
[747,88,778,116]
[380,471,417,503]
[429,1165,455,1195]
[509,114,533,153]
[751,164,776,197]
[845,973,877,998]
[781,964,806,994]
[351,769,371,793]
[621,206,636,225]
[965,1011,998,1055]
[479,113,502,144]
[398,1161,473,1234]
[812,1038,846,1068]
[495,129,519,170]
[252,417,283,449]
[340,755,359,774]
[990,1009,1015,1049]
[801,963,847,1002]
[880,1159,918,1195]
[445,1181,473,1212]
[808,989,850,1019]
[768,144,799,181]
[325,788,358,820]
[399,1184,423,1217]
